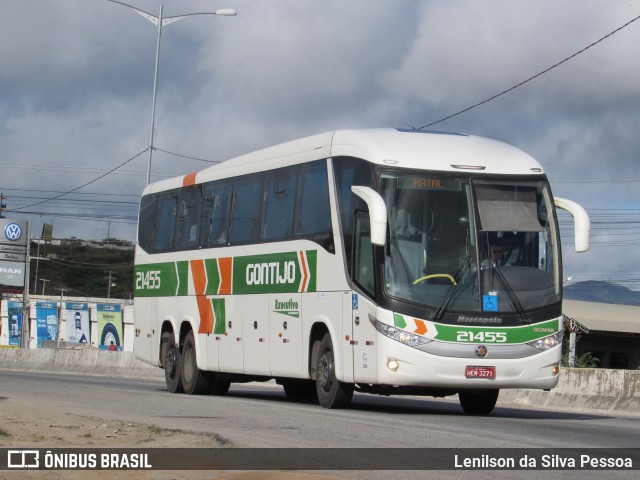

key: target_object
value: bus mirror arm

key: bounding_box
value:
[351,186,388,246]
[554,197,590,253]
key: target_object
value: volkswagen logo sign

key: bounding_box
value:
[475,345,488,358]
[3,223,23,242]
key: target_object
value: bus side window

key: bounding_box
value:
[138,194,157,253]
[332,156,372,270]
[154,191,178,253]
[230,174,264,244]
[175,185,203,251]
[201,181,231,247]
[295,161,333,251]
[263,167,297,241]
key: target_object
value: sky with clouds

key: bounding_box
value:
[1,0,639,291]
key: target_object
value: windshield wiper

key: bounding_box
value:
[429,256,472,323]
[489,265,529,323]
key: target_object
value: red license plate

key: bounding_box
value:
[465,366,496,379]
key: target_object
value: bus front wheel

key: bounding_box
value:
[181,331,210,395]
[459,389,499,415]
[316,333,354,409]
[162,332,183,394]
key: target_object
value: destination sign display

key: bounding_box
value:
[398,176,461,191]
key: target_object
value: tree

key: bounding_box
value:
[561,336,600,368]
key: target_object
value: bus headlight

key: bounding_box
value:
[374,319,430,347]
[527,332,562,351]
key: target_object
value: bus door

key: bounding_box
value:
[270,293,303,377]
[350,211,378,383]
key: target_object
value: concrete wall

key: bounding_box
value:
[0,347,638,415]
[0,346,162,380]
[498,367,640,414]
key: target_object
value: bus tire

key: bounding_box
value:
[316,333,354,409]
[163,332,183,393]
[459,389,499,415]
[282,379,317,400]
[207,373,231,396]
[181,331,210,395]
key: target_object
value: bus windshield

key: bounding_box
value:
[380,172,560,316]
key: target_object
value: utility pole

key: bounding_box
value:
[57,288,65,348]
[40,278,49,295]
[106,270,116,299]
[21,221,31,348]
[0,192,7,219]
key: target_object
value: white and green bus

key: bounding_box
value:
[134,128,589,414]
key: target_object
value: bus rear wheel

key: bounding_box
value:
[181,331,210,395]
[316,333,354,409]
[162,332,183,393]
[206,373,231,396]
[459,389,499,415]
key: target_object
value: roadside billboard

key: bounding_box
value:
[97,304,122,350]
[0,219,28,288]
[65,303,89,343]
[36,302,58,347]
[7,301,23,346]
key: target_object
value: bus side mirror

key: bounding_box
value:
[554,197,590,253]
[351,186,387,246]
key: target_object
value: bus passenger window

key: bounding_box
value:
[201,182,231,247]
[175,186,202,250]
[138,194,157,253]
[263,169,297,241]
[230,175,264,244]
[295,161,333,248]
[154,191,178,253]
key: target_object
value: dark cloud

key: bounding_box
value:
[1,0,639,287]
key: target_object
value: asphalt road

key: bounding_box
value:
[1,369,638,479]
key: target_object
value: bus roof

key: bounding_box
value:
[144,128,545,194]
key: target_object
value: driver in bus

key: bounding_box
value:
[481,244,504,269]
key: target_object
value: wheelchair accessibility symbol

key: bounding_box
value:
[4,223,23,241]
[483,293,498,312]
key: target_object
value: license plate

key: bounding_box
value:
[465,366,496,379]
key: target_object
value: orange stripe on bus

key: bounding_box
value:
[218,257,232,295]
[191,259,214,334]
[183,172,197,187]
[190,259,207,295]
[196,295,214,334]
[298,251,309,292]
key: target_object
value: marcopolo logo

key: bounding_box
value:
[3,223,23,242]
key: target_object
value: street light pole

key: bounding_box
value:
[106,1,237,185]
[147,4,163,186]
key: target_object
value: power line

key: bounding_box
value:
[416,12,640,130]
[10,148,148,212]
[154,146,222,164]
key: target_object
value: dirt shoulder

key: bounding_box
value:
[0,397,349,480]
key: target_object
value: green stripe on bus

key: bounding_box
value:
[212,298,226,335]
[134,250,318,297]
[204,258,221,295]
[433,319,560,344]
[232,251,317,294]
